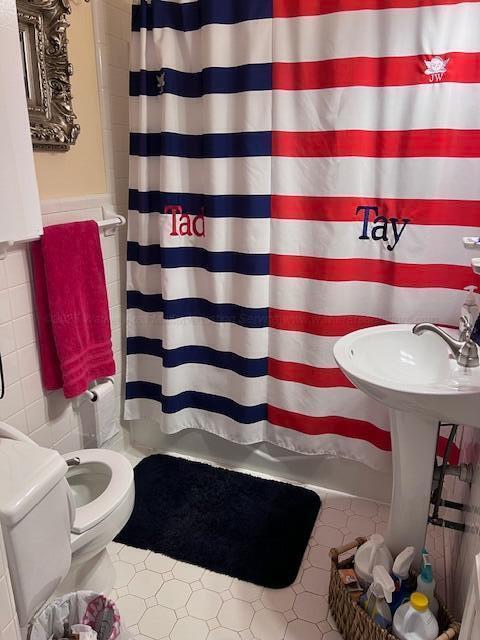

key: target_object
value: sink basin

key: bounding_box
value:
[334,324,480,428]
[334,324,480,563]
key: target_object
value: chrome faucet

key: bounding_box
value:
[412,317,479,368]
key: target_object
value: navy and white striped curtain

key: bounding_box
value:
[125,0,479,471]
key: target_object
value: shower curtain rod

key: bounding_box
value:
[0,214,127,260]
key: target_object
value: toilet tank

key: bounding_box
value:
[0,438,72,627]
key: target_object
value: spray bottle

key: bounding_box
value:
[416,549,439,616]
[360,565,395,629]
[390,546,415,614]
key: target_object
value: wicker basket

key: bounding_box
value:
[328,537,461,640]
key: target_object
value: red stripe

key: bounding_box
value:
[274,0,476,17]
[272,195,480,226]
[273,53,480,90]
[273,129,480,158]
[268,405,460,459]
[271,255,476,289]
[269,358,354,387]
[437,436,460,464]
[270,310,389,336]
[268,405,392,449]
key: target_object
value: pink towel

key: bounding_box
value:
[30,221,116,398]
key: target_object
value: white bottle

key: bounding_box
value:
[354,533,393,587]
[360,565,395,629]
[460,285,479,338]
[416,549,439,616]
[393,592,439,640]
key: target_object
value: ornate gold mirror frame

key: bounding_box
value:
[16,0,80,151]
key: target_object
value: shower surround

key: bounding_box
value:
[125,0,480,471]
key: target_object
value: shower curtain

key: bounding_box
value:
[125,0,480,471]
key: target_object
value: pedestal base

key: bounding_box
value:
[385,409,439,568]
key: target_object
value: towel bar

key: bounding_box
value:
[0,214,127,260]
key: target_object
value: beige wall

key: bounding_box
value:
[33,1,107,200]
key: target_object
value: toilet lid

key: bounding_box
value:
[65,449,133,533]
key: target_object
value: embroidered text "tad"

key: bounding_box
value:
[165,205,205,237]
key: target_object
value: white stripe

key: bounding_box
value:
[130,92,272,134]
[270,382,390,426]
[130,84,480,135]
[273,157,480,200]
[269,331,339,368]
[273,4,480,61]
[270,278,466,327]
[128,211,271,253]
[127,310,268,358]
[125,398,268,438]
[273,85,480,132]
[131,19,272,72]
[127,356,267,404]
[123,400,391,471]
[128,264,269,308]
[271,220,476,266]
[130,156,271,195]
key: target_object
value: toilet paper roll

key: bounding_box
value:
[79,379,119,447]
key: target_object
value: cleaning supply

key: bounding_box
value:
[354,533,393,587]
[393,592,439,640]
[360,565,395,629]
[459,285,479,338]
[416,549,439,616]
[390,546,415,614]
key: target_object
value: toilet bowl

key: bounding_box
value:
[58,448,135,595]
[0,420,135,600]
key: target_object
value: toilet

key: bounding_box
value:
[60,447,135,594]
[0,421,135,634]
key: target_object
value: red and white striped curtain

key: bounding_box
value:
[126,0,479,471]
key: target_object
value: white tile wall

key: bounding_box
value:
[442,426,480,620]
[0,195,127,632]
[0,195,125,453]
[0,1,132,631]
[0,528,21,640]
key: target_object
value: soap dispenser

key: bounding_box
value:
[460,285,479,339]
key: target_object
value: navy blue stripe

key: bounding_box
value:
[129,191,270,219]
[127,337,267,377]
[132,0,273,32]
[127,292,268,328]
[130,65,271,97]
[130,131,271,158]
[128,243,269,276]
[126,382,267,423]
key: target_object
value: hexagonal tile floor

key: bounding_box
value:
[111,450,444,640]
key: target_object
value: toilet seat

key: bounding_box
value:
[63,449,134,534]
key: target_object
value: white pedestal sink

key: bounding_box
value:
[334,324,480,566]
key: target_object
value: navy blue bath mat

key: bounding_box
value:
[116,454,321,588]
